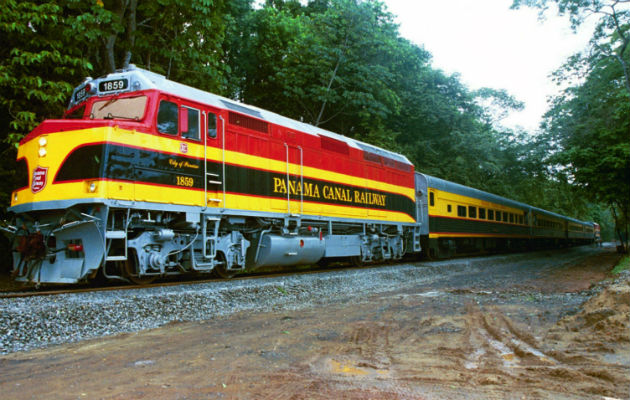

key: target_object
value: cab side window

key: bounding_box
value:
[182,107,200,140]
[157,100,178,135]
[208,113,217,139]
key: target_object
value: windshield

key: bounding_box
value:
[90,96,147,120]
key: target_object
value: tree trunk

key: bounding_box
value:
[104,0,128,73]
[122,0,137,69]
[314,56,341,126]
[610,202,628,253]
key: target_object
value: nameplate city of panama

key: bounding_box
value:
[273,177,387,207]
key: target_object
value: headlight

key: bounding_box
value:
[38,136,48,157]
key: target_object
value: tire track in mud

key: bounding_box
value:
[462,304,557,371]
[450,302,628,398]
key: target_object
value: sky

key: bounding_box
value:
[383,0,596,132]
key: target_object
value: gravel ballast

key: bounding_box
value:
[0,247,602,354]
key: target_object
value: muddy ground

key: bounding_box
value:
[0,247,628,399]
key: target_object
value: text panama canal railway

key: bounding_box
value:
[2,66,597,285]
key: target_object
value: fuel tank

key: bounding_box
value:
[253,234,325,268]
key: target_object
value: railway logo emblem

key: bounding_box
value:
[31,166,48,193]
[180,142,188,154]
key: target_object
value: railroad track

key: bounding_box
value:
[0,262,391,299]
[0,279,212,299]
[1,246,592,299]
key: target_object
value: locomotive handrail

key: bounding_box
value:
[202,112,224,208]
[284,143,290,214]
[203,110,207,210]
[220,115,226,208]
[298,145,303,215]
[284,143,304,216]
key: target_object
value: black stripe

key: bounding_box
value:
[429,215,530,236]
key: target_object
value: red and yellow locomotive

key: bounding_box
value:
[7,66,419,284]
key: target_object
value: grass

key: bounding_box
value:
[611,255,630,275]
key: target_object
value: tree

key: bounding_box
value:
[0,0,232,147]
[513,0,630,250]
[229,0,403,146]
[132,0,228,92]
[0,1,96,143]
[541,44,629,249]
[511,0,630,101]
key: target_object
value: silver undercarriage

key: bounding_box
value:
[5,200,421,284]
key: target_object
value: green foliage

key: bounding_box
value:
[0,0,95,143]
[229,0,403,145]
[514,0,630,247]
[541,49,629,245]
[132,0,228,92]
[229,0,537,198]
[512,0,630,96]
[0,0,231,146]
[611,256,629,275]
[473,88,525,125]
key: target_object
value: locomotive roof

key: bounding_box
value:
[417,173,591,225]
[69,66,411,167]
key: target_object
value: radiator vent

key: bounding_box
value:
[320,136,349,155]
[228,112,269,133]
[363,151,381,163]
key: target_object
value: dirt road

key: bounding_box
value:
[0,247,628,399]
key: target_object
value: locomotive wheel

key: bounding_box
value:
[423,247,436,261]
[350,255,364,267]
[122,250,156,285]
[213,252,236,279]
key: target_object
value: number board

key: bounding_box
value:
[99,79,129,93]
[74,85,90,103]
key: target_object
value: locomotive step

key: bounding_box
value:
[105,231,127,239]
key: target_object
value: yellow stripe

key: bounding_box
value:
[427,187,526,218]
[428,187,566,225]
[429,233,530,239]
[131,129,415,199]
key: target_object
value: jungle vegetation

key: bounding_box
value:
[0,0,628,247]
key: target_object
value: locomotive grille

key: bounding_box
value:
[320,136,349,155]
[363,151,381,163]
[228,112,269,134]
